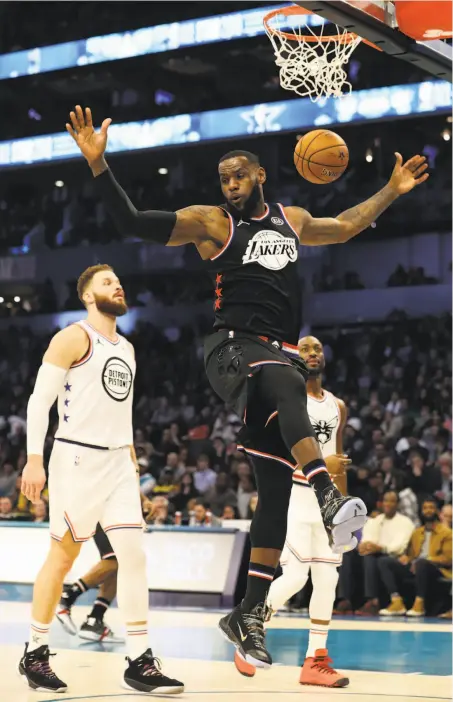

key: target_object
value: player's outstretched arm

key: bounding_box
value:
[22,325,89,504]
[293,153,429,246]
[66,105,221,247]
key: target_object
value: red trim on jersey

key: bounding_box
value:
[251,203,270,221]
[64,511,95,543]
[210,210,235,262]
[265,410,278,427]
[237,445,296,471]
[103,523,143,533]
[70,333,93,368]
[277,202,300,239]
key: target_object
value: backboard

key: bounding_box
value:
[296,0,452,80]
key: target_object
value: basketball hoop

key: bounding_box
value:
[264,5,373,102]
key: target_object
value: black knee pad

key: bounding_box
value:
[249,456,293,550]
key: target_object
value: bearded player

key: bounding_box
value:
[235,336,351,687]
[67,104,427,669]
[19,264,183,695]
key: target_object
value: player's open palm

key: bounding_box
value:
[21,458,46,504]
[66,105,111,165]
[389,152,429,195]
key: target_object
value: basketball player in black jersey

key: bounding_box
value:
[67,105,428,669]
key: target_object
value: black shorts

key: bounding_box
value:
[93,523,116,561]
[204,329,305,470]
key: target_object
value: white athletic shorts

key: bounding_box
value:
[48,439,142,542]
[281,481,342,567]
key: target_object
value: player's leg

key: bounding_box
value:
[19,441,98,692]
[19,532,83,692]
[219,450,293,669]
[77,525,124,643]
[299,523,348,688]
[101,449,184,694]
[234,541,310,678]
[57,554,117,635]
[257,363,366,550]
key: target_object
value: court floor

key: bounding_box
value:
[1,602,451,701]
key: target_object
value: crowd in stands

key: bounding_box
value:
[0,313,450,614]
[0,143,451,256]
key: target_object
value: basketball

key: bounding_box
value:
[294,129,349,185]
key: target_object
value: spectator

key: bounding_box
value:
[32,499,48,523]
[0,496,17,520]
[147,500,174,526]
[237,474,256,519]
[368,469,385,514]
[138,461,156,497]
[378,497,452,616]
[193,454,217,495]
[435,452,452,505]
[398,483,421,527]
[349,466,379,514]
[205,472,238,517]
[440,504,453,529]
[171,472,200,513]
[337,491,414,615]
[151,468,178,498]
[222,504,239,520]
[0,461,18,497]
[246,492,258,519]
[406,450,442,498]
[192,500,220,527]
[381,455,405,492]
[164,451,185,481]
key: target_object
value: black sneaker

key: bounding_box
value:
[123,649,184,694]
[219,602,272,668]
[318,486,367,552]
[18,643,68,692]
[56,585,77,635]
[79,617,125,643]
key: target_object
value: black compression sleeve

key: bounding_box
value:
[94,168,177,244]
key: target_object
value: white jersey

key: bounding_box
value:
[292,389,341,521]
[54,320,135,449]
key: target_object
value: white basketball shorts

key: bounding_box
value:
[281,482,342,566]
[48,440,142,542]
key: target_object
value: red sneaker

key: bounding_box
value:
[234,650,256,677]
[300,649,349,688]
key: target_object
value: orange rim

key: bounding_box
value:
[263,4,381,50]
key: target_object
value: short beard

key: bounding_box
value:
[225,182,262,220]
[93,294,128,318]
[306,359,325,378]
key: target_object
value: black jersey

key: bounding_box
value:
[206,203,301,345]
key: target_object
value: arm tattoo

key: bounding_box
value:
[337,184,398,234]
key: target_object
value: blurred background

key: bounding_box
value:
[0,2,451,614]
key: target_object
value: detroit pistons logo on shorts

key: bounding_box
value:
[242,230,298,271]
[102,357,133,402]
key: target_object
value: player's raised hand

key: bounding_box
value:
[388,152,429,195]
[66,105,111,166]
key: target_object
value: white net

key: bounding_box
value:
[264,9,362,102]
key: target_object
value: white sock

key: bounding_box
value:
[28,620,50,652]
[306,622,329,658]
[126,624,149,661]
